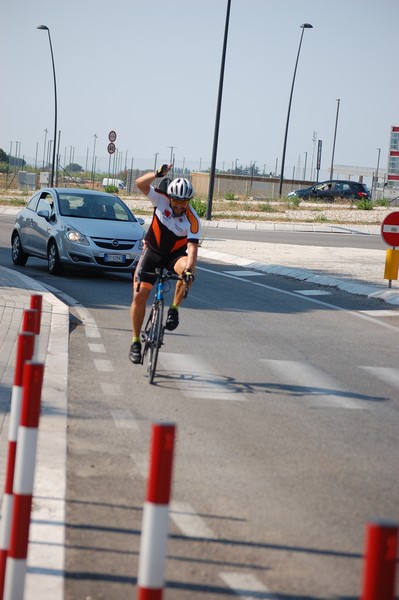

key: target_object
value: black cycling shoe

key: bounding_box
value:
[129,341,142,364]
[165,307,179,331]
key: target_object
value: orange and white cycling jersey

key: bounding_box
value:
[144,186,201,255]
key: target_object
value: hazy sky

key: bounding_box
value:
[2,0,398,179]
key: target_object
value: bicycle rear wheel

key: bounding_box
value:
[144,301,164,384]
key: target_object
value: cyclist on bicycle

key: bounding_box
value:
[129,163,201,364]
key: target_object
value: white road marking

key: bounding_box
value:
[223,270,264,277]
[111,410,139,430]
[74,306,102,338]
[101,382,123,396]
[219,572,276,599]
[88,342,106,353]
[197,265,399,332]
[130,453,148,478]
[358,310,398,317]
[158,353,248,401]
[260,360,364,409]
[93,359,113,372]
[85,326,101,338]
[170,501,216,539]
[359,366,399,389]
[294,289,331,296]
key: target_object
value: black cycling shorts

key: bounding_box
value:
[136,245,187,286]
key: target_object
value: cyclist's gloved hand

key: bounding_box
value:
[183,270,194,284]
[156,164,170,178]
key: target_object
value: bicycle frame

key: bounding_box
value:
[139,268,187,383]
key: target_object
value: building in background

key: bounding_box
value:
[387,125,399,188]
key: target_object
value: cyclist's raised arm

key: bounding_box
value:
[135,163,173,196]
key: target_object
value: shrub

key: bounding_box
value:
[289,196,301,207]
[104,185,119,194]
[225,191,235,201]
[259,202,276,212]
[356,199,373,210]
[374,198,390,207]
[190,196,207,218]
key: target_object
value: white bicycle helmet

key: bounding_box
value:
[167,178,194,200]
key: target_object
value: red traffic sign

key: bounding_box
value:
[107,142,116,155]
[381,212,399,247]
[108,130,117,143]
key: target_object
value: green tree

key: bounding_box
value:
[0,149,8,163]
[66,163,83,172]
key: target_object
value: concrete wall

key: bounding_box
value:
[190,172,314,199]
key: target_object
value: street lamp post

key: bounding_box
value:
[206,0,232,220]
[278,23,313,197]
[329,98,340,180]
[373,147,381,199]
[303,151,308,180]
[91,134,97,188]
[37,25,58,187]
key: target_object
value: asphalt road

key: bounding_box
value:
[1,215,399,599]
[201,225,387,250]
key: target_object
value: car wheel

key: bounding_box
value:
[47,240,63,275]
[11,232,29,266]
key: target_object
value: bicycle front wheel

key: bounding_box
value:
[145,301,164,384]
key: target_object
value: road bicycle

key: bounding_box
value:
[136,268,189,384]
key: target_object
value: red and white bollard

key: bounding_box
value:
[137,422,176,600]
[361,520,398,600]
[29,294,42,359]
[3,361,45,600]
[0,333,35,600]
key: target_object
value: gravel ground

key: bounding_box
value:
[0,191,394,225]
[123,198,393,225]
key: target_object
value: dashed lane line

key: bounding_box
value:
[219,572,277,599]
[158,353,248,402]
[260,359,365,409]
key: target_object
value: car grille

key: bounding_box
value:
[91,237,136,250]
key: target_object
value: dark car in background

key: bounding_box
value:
[11,188,145,275]
[288,180,371,202]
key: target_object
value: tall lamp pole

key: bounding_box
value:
[373,147,381,199]
[37,25,58,187]
[329,98,340,180]
[278,23,313,197]
[91,134,97,188]
[206,0,232,220]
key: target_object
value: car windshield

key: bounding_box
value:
[57,193,136,222]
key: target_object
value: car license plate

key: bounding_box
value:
[104,254,126,263]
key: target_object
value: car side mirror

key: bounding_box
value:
[137,218,145,225]
[37,209,50,221]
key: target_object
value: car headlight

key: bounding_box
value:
[66,229,90,246]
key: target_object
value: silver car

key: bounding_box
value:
[11,188,145,275]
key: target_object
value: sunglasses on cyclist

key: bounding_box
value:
[169,197,189,204]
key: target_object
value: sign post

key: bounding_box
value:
[381,212,399,287]
[106,131,117,187]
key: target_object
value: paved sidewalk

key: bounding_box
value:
[0,266,69,598]
[1,208,399,598]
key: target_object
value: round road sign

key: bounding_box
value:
[108,130,117,143]
[107,142,116,155]
[381,211,399,247]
